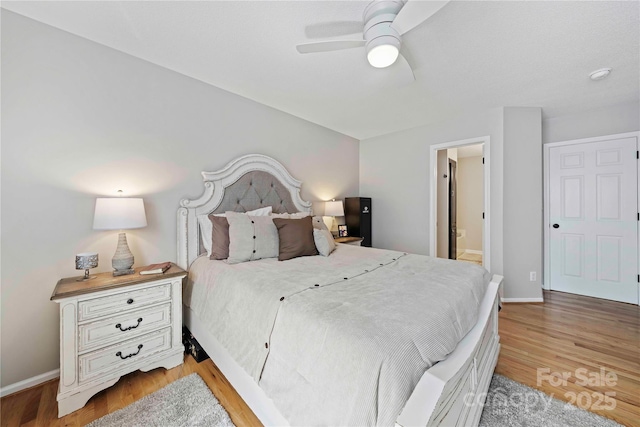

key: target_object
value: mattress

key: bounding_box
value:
[184,244,491,426]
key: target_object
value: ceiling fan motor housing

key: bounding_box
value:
[363,0,404,67]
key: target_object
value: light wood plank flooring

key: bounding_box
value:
[496,290,639,427]
[2,290,638,427]
[0,355,261,427]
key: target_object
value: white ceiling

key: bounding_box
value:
[456,144,483,158]
[3,1,639,140]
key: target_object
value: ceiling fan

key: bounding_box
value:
[296,0,450,81]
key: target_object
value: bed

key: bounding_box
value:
[177,154,502,426]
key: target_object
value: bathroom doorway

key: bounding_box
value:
[430,137,490,270]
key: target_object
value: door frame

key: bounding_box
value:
[429,135,491,272]
[448,159,457,260]
[543,131,640,293]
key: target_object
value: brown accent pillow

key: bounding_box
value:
[272,216,319,261]
[208,215,230,260]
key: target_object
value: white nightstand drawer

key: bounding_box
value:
[79,328,172,384]
[78,302,171,353]
[78,283,171,322]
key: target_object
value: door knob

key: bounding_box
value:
[552,224,560,229]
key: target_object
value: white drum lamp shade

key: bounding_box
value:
[93,198,147,230]
[93,198,147,276]
[323,200,344,233]
[324,200,344,217]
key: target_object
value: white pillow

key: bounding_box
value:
[270,212,311,219]
[290,212,311,219]
[197,206,272,256]
[314,228,336,256]
[226,211,279,264]
[311,215,329,231]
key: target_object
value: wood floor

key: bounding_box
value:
[496,290,639,427]
[0,355,261,427]
[2,290,638,427]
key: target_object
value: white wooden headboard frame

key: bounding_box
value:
[177,154,313,269]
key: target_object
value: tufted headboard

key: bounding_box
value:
[177,154,313,269]
[209,170,298,215]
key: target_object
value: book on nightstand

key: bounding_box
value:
[139,262,172,275]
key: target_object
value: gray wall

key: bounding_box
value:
[543,101,640,144]
[1,11,359,387]
[503,107,543,297]
[360,107,547,301]
[359,108,505,280]
[360,101,640,301]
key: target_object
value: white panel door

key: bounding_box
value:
[549,137,638,304]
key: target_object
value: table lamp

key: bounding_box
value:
[323,199,344,235]
[93,196,147,276]
[75,252,98,281]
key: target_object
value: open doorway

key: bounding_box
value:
[430,136,490,271]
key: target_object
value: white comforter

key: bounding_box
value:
[184,244,491,426]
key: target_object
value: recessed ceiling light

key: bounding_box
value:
[589,68,612,81]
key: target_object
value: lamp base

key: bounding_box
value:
[112,232,135,277]
[322,216,334,232]
[113,268,135,277]
[76,268,96,281]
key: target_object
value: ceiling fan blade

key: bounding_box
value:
[366,53,415,88]
[296,40,366,54]
[390,0,450,35]
[305,21,363,39]
[391,53,415,85]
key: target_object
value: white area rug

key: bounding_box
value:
[86,372,622,426]
[479,374,622,427]
[86,373,235,427]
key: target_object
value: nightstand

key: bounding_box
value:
[50,263,186,417]
[335,236,364,246]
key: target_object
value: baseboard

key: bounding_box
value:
[0,369,60,398]
[502,297,544,303]
[464,249,483,255]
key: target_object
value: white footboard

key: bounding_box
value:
[184,274,502,427]
[396,275,502,427]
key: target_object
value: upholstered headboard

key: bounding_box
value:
[209,170,298,215]
[177,154,313,269]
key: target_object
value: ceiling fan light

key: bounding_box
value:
[366,35,400,68]
[367,44,399,68]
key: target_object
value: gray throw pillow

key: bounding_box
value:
[208,215,230,260]
[198,206,272,256]
[273,216,319,261]
[226,212,279,264]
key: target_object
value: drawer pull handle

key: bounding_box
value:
[115,318,143,332]
[116,344,143,360]
[127,298,134,304]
